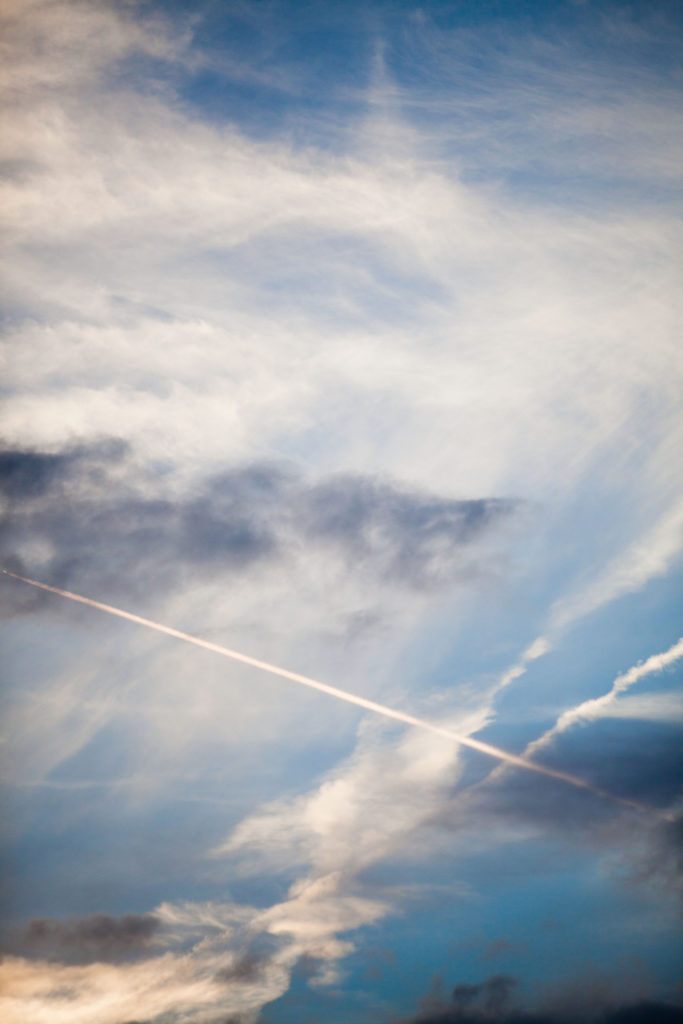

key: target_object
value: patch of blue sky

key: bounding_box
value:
[138,0,683,196]
[350,842,680,1006]
[137,0,374,142]
[363,525,682,714]
[491,561,683,729]
[0,788,230,920]
[257,848,681,1022]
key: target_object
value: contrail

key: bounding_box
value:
[0,569,652,812]
[523,635,683,761]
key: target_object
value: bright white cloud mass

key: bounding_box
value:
[1,1,682,1023]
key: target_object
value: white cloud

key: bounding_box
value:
[0,948,284,1024]
[0,0,184,96]
[191,712,483,1003]
[592,691,683,725]
[2,0,681,513]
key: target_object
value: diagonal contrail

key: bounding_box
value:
[1,569,653,813]
[523,636,683,761]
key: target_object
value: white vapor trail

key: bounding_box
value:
[1,570,656,813]
[523,636,683,762]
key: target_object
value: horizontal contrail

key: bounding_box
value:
[1,569,650,811]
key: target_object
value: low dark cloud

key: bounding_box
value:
[463,716,683,834]
[0,439,519,613]
[395,974,683,1024]
[215,950,272,984]
[430,715,682,892]
[5,912,161,963]
[0,445,106,499]
[541,720,683,812]
[625,812,683,895]
[302,475,515,589]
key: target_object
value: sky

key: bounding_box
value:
[0,0,682,1022]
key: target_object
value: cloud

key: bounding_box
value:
[395,973,683,1024]
[597,691,683,724]
[0,899,293,1024]
[623,812,683,895]
[214,712,470,871]
[3,440,676,1018]
[191,729,459,999]
[1,0,681,515]
[302,475,515,589]
[0,445,116,499]
[5,913,161,963]
[452,714,682,834]
[198,714,487,999]
[471,636,683,812]
[0,0,185,96]
[0,438,520,818]
[522,637,683,763]
[0,441,519,612]
[215,951,271,985]
[0,949,280,1024]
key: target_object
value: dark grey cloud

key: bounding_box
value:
[0,439,520,613]
[215,950,271,984]
[541,719,683,812]
[426,720,682,900]
[443,713,682,832]
[395,974,683,1024]
[452,975,517,1015]
[625,811,683,895]
[5,912,161,963]
[398,1002,683,1024]
[302,475,515,589]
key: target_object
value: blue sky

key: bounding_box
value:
[1,1,682,1022]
